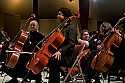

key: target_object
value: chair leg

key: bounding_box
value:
[121,69,125,83]
[62,52,85,83]
[77,58,85,82]
[108,71,110,83]
[117,69,124,82]
[62,54,80,83]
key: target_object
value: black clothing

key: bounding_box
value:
[48,23,78,83]
[0,41,9,62]
[88,34,102,51]
[2,31,44,82]
[80,33,105,83]
[113,38,125,68]
[83,32,125,83]
[5,78,18,83]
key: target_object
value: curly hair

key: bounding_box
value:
[58,7,72,19]
[80,29,89,39]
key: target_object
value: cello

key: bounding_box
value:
[5,14,35,68]
[26,13,80,74]
[61,32,98,76]
[91,17,125,73]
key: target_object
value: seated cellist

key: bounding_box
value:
[48,7,78,83]
[2,20,45,83]
[82,22,113,83]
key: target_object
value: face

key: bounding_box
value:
[100,24,105,35]
[81,32,90,40]
[57,11,65,23]
[29,21,38,32]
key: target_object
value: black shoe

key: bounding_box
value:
[86,80,92,83]
[35,78,42,83]
[23,79,31,82]
[5,78,18,83]
[60,76,72,82]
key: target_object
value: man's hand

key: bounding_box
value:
[52,51,61,60]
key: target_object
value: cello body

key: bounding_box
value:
[26,13,80,74]
[91,32,122,72]
[6,31,29,68]
[26,29,65,74]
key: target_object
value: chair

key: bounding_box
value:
[62,44,88,83]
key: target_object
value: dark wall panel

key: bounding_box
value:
[3,13,20,42]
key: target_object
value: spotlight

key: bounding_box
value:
[69,0,73,2]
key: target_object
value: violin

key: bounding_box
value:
[5,14,35,68]
[26,13,80,74]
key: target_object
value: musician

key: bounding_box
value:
[78,29,98,50]
[81,22,113,83]
[77,29,99,83]
[78,29,89,47]
[2,20,45,83]
[48,7,78,83]
[78,29,96,65]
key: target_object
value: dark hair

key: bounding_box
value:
[80,29,89,39]
[58,7,72,20]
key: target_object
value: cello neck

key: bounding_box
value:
[36,13,80,46]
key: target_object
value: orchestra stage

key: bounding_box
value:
[0,66,123,83]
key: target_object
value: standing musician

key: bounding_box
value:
[48,7,78,83]
[2,20,45,83]
[82,22,113,83]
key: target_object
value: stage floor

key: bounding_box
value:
[0,70,123,83]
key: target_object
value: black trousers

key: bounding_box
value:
[48,57,60,83]
[83,50,100,81]
[48,56,75,83]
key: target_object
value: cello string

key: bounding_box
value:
[26,13,80,74]
[91,16,125,72]
[36,17,69,46]
[35,13,79,48]
[32,16,70,55]
[104,16,125,37]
